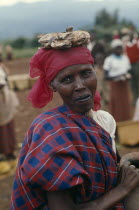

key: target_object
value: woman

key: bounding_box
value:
[10,31,139,210]
[103,39,131,122]
[0,64,19,161]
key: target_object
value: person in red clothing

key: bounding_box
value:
[123,31,139,104]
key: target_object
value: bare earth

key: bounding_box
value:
[0,58,139,210]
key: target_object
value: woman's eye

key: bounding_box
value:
[82,70,92,77]
[61,76,72,84]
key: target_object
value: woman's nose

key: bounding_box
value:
[74,77,85,90]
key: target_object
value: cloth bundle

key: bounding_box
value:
[38,28,90,49]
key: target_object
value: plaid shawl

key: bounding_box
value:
[10,105,124,209]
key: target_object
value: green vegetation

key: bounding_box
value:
[88,8,137,41]
[1,36,39,59]
[12,47,38,59]
[1,8,138,59]
[2,46,38,59]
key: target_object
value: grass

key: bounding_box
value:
[3,47,38,59]
[13,47,38,59]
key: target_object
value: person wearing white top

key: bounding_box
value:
[103,54,131,80]
[103,39,131,81]
[103,39,131,122]
[0,65,19,161]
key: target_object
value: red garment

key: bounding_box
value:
[113,35,120,39]
[0,120,16,155]
[10,105,124,209]
[28,46,95,108]
[109,80,131,122]
[126,41,139,64]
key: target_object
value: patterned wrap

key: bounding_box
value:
[10,105,124,209]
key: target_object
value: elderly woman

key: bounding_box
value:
[10,30,139,210]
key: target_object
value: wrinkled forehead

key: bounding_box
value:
[62,63,94,72]
[53,63,94,79]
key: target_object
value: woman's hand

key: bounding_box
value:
[76,162,139,210]
[118,161,139,194]
[47,162,139,210]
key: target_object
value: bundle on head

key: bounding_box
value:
[38,27,90,49]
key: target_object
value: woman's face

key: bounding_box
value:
[114,46,123,55]
[51,64,97,114]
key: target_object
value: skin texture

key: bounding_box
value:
[48,64,139,210]
[51,64,97,114]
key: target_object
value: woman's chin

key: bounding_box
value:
[74,104,93,115]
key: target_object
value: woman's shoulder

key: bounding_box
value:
[31,106,62,125]
[24,106,66,147]
[29,105,71,134]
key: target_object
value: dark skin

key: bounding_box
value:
[51,64,97,114]
[48,64,139,210]
[113,46,123,56]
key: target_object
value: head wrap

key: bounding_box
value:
[28,46,101,110]
[111,39,123,49]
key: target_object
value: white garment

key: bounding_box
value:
[87,41,94,52]
[0,86,19,126]
[133,98,139,121]
[111,39,123,49]
[0,67,7,85]
[126,38,139,48]
[87,109,116,153]
[103,54,131,78]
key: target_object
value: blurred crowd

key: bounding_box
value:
[0,44,13,61]
[87,26,139,123]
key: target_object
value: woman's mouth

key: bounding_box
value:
[75,94,91,102]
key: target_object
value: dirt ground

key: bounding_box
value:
[0,58,139,210]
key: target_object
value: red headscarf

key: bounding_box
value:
[28,46,101,110]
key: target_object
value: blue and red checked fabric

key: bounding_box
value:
[10,105,124,209]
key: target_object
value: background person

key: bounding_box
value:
[91,41,108,109]
[103,39,131,122]
[5,44,13,61]
[124,31,139,105]
[0,64,19,161]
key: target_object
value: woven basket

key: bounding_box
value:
[116,120,139,146]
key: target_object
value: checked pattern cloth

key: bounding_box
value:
[10,105,124,209]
